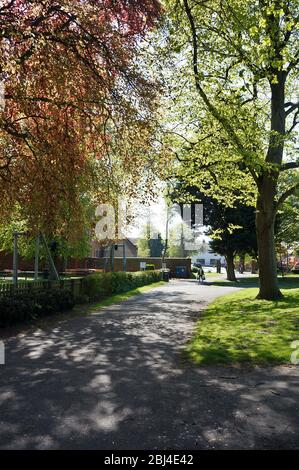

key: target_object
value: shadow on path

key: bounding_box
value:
[0,281,298,449]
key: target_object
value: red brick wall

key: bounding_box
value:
[0,251,191,277]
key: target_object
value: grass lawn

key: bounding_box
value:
[210,275,299,289]
[203,272,225,278]
[185,279,299,365]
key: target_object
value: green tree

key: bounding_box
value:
[137,222,165,257]
[167,221,198,258]
[276,192,299,266]
[169,185,257,280]
[137,223,152,257]
[164,0,299,299]
[167,224,186,257]
[150,233,164,257]
[208,205,258,282]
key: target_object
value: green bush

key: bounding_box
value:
[82,270,162,301]
[0,289,75,327]
[145,264,155,271]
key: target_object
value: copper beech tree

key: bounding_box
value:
[0,0,161,240]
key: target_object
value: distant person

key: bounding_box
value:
[196,264,205,284]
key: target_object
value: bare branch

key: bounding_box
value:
[285,101,299,117]
[281,161,299,171]
[287,108,299,134]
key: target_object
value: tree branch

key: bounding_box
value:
[281,161,299,171]
[276,182,299,209]
[287,108,299,134]
[182,0,258,182]
[285,101,299,117]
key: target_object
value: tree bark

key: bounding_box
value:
[256,182,282,300]
[225,252,236,281]
[255,72,286,300]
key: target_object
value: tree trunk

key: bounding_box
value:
[255,73,286,300]
[225,252,236,281]
[239,254,245,274]
[256,186,282,300]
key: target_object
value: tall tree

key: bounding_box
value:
[137,222,165,257]
[0,0,161,237]
[170,184,257,280]
[208,205,258,282]
[164,0,299,299]
[137,222,151,256]
[150,233,164,257]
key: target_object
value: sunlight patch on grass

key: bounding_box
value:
[204,272,225,278]
[186,286,299,365]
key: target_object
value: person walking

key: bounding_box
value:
[196,264,205,284]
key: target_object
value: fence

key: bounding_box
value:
[0,278,84,300]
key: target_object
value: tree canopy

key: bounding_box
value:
[160,0,299,299]
[0,0,162,239]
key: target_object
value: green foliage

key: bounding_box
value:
[185,282,299,365]
[276,195,299,247]
[82,270,162,301]
[137,223,164,257]
[208,203,258,259]
[145,264,155,270]
[160,1,299,299]
[163,0,299,185]
[137,223,151,256]
[150,234,164,257]
[167,222,198,257]
[0,204,92,261]
[0,289,75,327]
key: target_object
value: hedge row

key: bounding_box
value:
[82,270,162,301]
[0,289,75,327]
[0,271,162,328]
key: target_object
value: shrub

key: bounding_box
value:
[145,264,155,271]
[82,270,162,301]
[0,289,75,328]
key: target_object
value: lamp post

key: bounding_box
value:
[12,231,26,287]
[34,234,40,281]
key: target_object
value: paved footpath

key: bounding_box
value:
[0,279,298,449]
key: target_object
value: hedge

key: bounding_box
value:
[82,270,162,301]
[145,264,155,271]
[0,289,75,328]
[0,271,162,328]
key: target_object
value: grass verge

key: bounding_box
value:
[209,275,299,289]
[204,272,225,278]
[185,284,299,365]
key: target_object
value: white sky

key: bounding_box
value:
[126,193,209,245]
